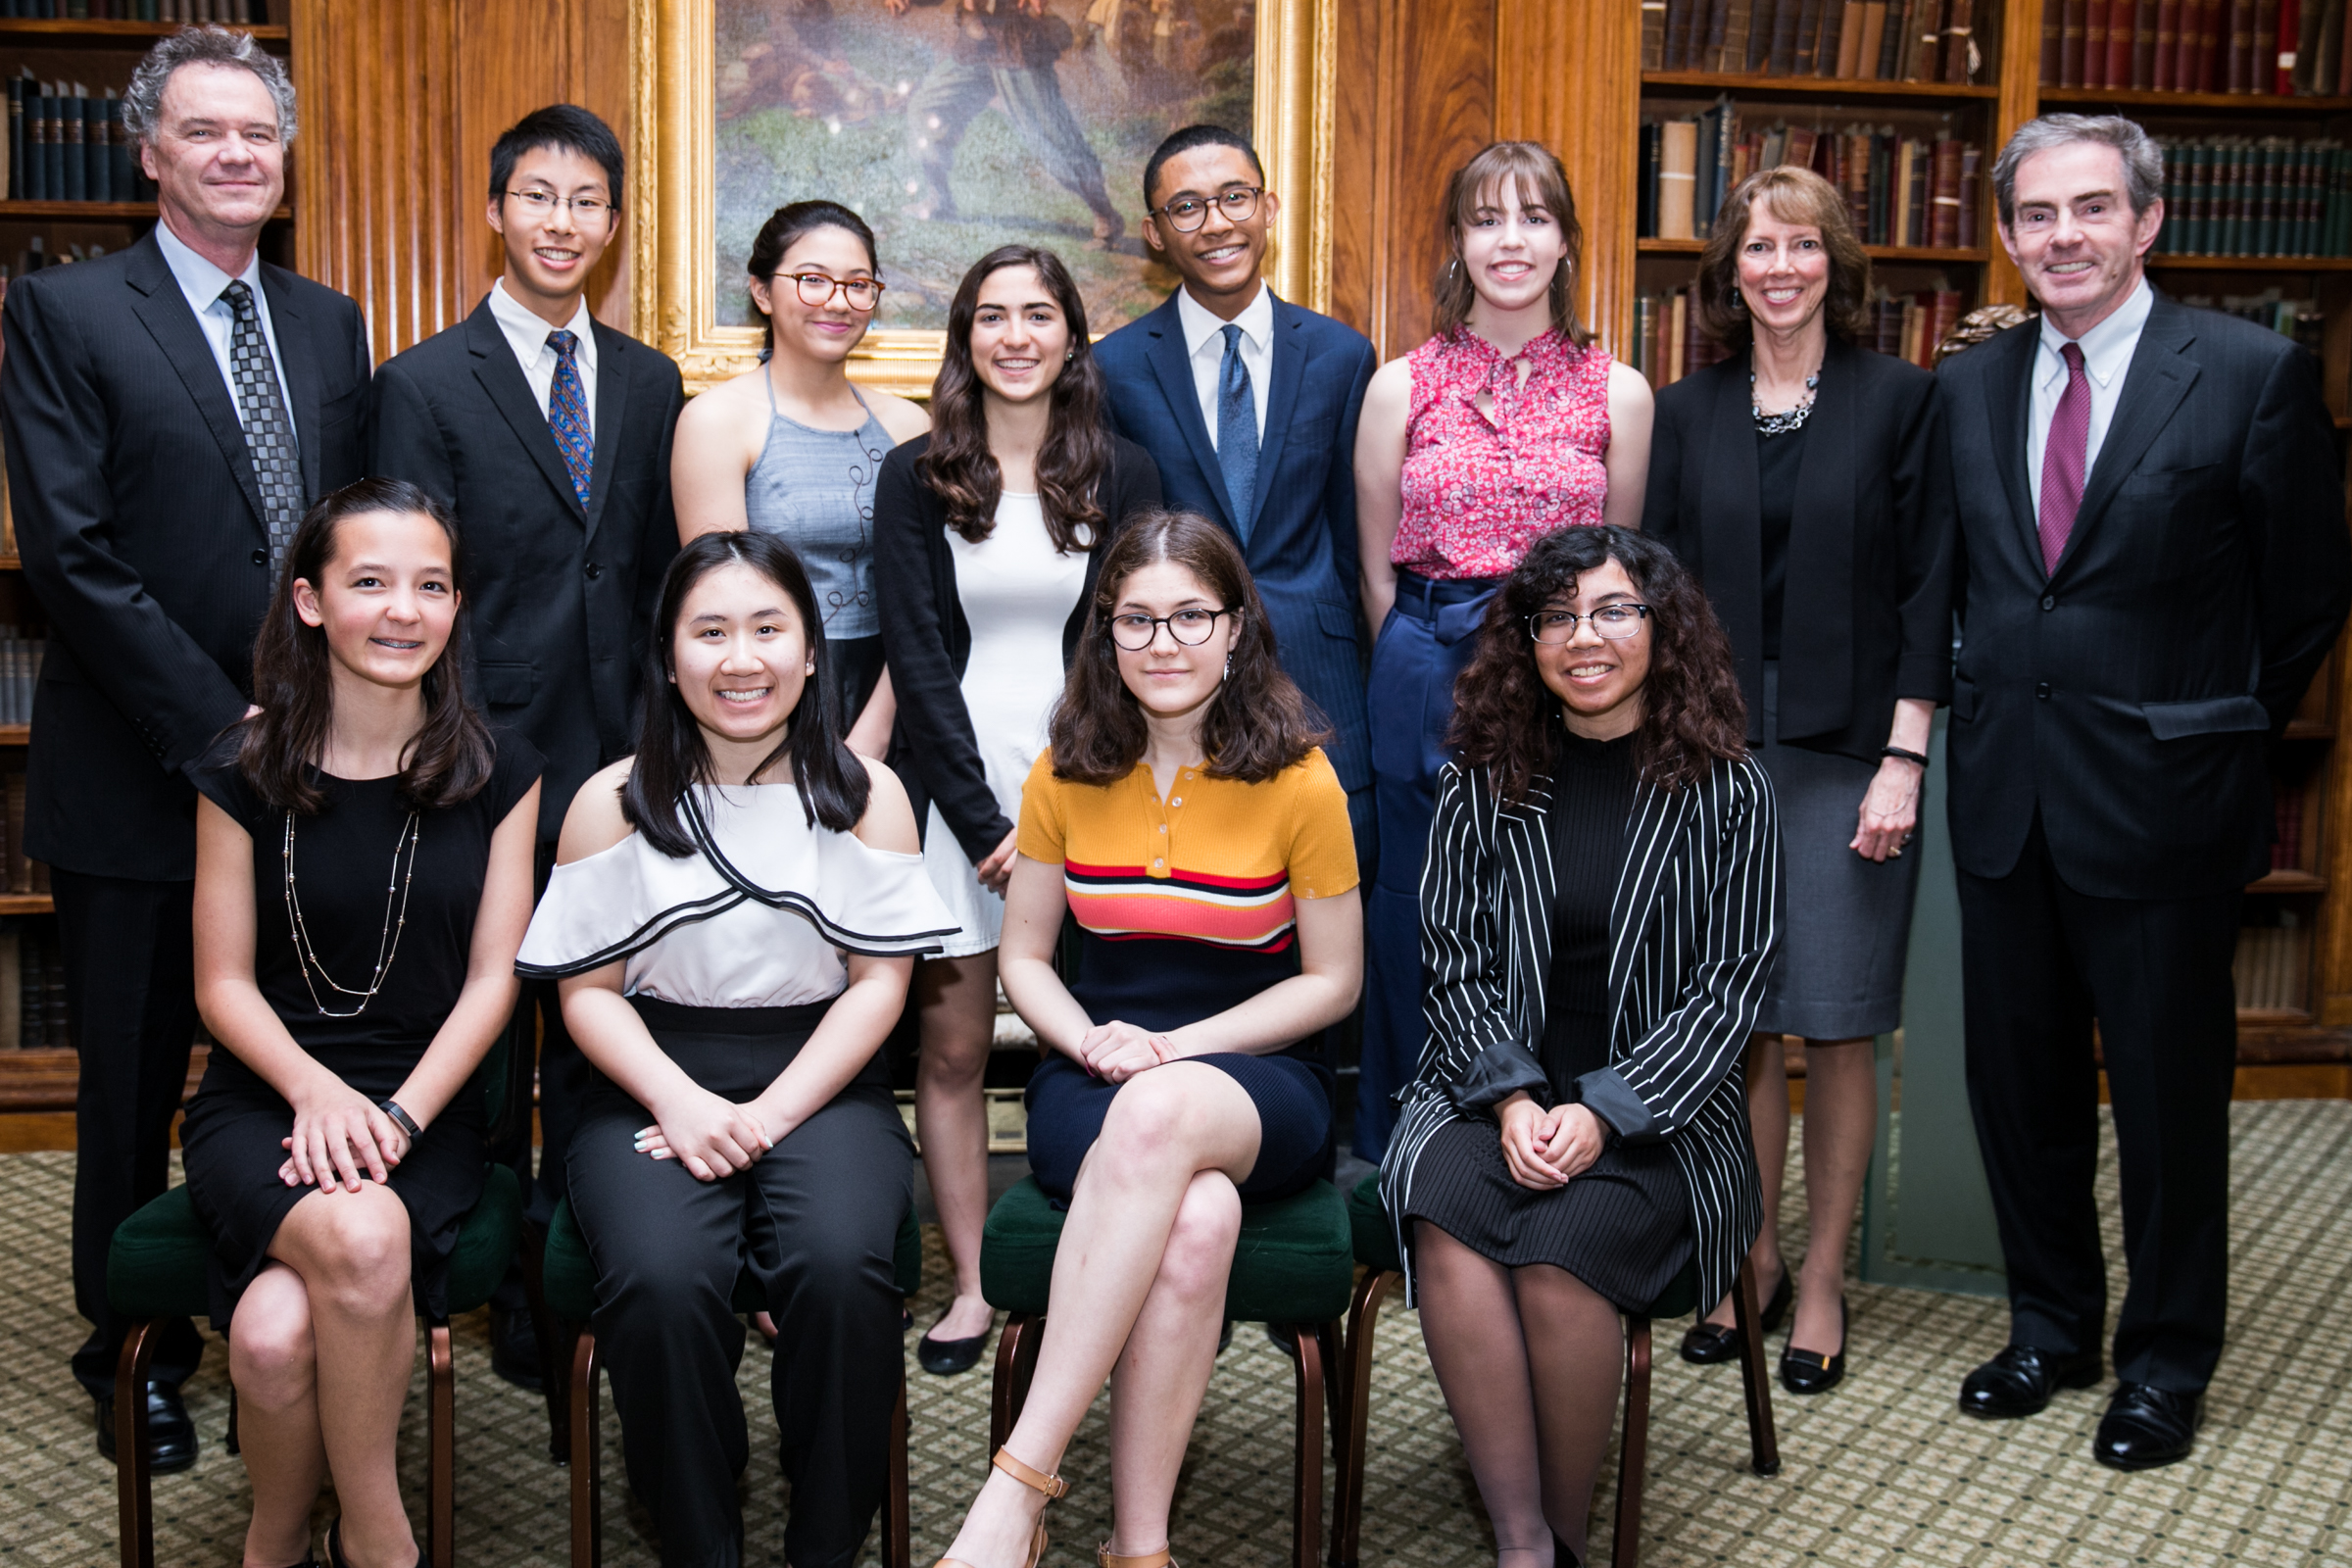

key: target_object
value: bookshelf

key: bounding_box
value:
[1611,0,2352,1048]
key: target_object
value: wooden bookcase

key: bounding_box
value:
[1583,0,2352,1064]
[0,10,291,1109]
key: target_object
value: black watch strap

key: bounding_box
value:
[378,1099,423,1139]
[1880,745,1931,768]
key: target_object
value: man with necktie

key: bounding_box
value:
[1938,114,2349,1469]
[0,25,371,1468]
[368,104,685,1393]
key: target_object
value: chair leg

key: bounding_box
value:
[1330,1268,1398,1568]
[427,1318,455,1568]
[570,1330,603,1568]
[1287,1322,1327,1568]
[114,1320,160,1568]
[521,1222,568,1465]
[884,1374,910,1568]
[225,1383,240,1458]
[987,1312,1042,1454]
[1728,1257,1782,1478]
[1611,1314,1652,1568]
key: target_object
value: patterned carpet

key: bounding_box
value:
[0,1102,2345,1567]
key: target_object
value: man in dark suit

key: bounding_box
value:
[0,28,370,1466]
[368,105,685,1389]
[1939,114,2350,1469]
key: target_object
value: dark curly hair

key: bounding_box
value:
[1049,510,1328,786]
[1449,525,1747,802]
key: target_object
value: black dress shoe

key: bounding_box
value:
[1679,1264,1790,1365]
[2093,1383,2204,1471]
[1779,1298,1848,1395]
[488,1306,545,1393]
[94,1382,198,1473]
[915,1317,989,1376]
[1957,1344,2102,1419]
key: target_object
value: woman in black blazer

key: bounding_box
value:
[1642,166,1956,1394]
[1381,524,1776,1568]
[874,245,1160,1376]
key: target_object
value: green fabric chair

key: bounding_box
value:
[1330,1175,1780,1568]
[537,1195,924,1568]
[979,1174,1354,1568]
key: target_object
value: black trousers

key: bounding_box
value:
[567,999,912,1568]
[1956,816,2243,1393]
[55,869,205,1398]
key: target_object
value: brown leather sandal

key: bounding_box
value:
[1098,1545,1177,1567]
[932,1447,1071,1568]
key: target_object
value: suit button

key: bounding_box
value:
[2040,595,2055,611]
[2036,682,2052,700]
[584,562,604,580]
[251,549,269,566]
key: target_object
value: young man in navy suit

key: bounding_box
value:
[369,105,686,1391]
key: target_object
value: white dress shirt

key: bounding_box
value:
[487,277,599,438]
[153,216,295,450]
[2027,276,2153,514]
[1176,281,1273,448]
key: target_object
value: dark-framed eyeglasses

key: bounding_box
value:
[1528,604,1651,644]
[780,271,884,311]
[1152,186,1263,232]
[504,188,612,220]
[1107,608,1233,651]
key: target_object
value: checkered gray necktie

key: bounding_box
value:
[220,279,303,564]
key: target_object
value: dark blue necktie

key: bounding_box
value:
[1216,322,1258,542]
[547,328,594,511]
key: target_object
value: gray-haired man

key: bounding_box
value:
[0,25,370,1468]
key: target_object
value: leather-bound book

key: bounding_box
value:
[1666,0,1697,70]
[2225,0,2254,90]
[1816,0,1848,72]
[1643,0,1670,68]
[2085,0,2112,83]
[2259,0,2284,91]
[1943,0,1976,76]
[2291,0,2325,87]
[1701,0,1734,70]
[1929,136,1964,248]
[2154,0,2181,84]
[1769,0,1805,69]
[1659,118,1701,239]
[1857,1,1888,74]
[1837,0,1867,73]
[1748,0,1783,68]
[1795,0,1827,73]
[1881,0,1914,74]
[2062,0,2089,82]
[2115,0,2146,83]
[1721,0,1756,70]
[2044,0,2067,75]
[1957,141,1983,246]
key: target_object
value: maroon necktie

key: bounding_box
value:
[2037,341,2089,575]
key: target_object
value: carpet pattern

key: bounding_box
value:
[0,1102,2344,1566]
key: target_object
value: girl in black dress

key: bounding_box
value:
[180,478,541,1568]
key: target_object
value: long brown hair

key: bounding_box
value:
[1695,165,1873,349]
[1432,140,1592,348]
[918,244,1110,553]
[1449,525,1746,802]
[238,478,495,814]
[1049,511,1327,786]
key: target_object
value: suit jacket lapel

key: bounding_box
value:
[258,263,321,501]
[2053,300,2199,581]
[1982,321,2040,570]
[1781,338,1858,724]
[1143,295,1234,530]
[583,321,632,541]
[1500,787,1555,1051]
[124,237,267,536]
[1248,295,1305,540]
[466,302,586,521]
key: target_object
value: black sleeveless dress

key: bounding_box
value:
[178,732,541,1327]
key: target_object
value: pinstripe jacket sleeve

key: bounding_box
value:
[1421,760,1551,1110]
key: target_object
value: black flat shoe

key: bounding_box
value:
[324,1520,351,1568]
[916,1311,990,1376]
[1779,1297,1848,1396]
[1679,1264,1789,1365]
[1957,1344,2103,1419]
[93,1382,198,1474]
[487,1306,545,1393]
[2092,1382,2204,1471]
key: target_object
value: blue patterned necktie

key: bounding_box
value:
[547,328,594,511]
[1216,322,1259,542]
[220,279,302,565]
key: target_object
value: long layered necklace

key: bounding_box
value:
[1751,364,1822,436]
[283,808,421,1018]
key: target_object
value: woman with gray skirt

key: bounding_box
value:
[1642,165,1956,1395]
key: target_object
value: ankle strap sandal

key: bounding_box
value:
[932,1447,1069,1568]
[1098,1546,1177,1568]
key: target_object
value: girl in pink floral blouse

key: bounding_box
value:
[1349,140,1653,1163]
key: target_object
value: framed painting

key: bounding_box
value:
[630,0,1337,395]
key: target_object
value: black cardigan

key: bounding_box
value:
[1642,335,1957,763]
[875,431,1162,863]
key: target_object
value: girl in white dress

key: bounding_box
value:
[876,244,1163,1372]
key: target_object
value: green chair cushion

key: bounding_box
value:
[980,1175,1354,1325]
[445,1164,523,1316]
[540,1197,923,1323]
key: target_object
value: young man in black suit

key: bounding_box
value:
[368,104,686,1389]
[0,26,371,1467]
[1939,114,2351,1468]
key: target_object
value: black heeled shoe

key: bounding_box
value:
[1678,1264,1789,1365]
[1779,1297,1849,1396]
[324,1520,352,1568]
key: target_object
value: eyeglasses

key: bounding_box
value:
[780,271,885,311]
[1528,604,1651,644]
[1107,608,1233,651]
[504,188,612,220]
[1152,186,1263,232]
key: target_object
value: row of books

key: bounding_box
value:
[1632,284,1967,386]
[0,922,70,1052]
[2040,0,2352,94]
[1643,0,1983,82]
[2151,136,2352,255]
[2231,921,2308,1010]
[2180,288,2327,353]
[1641,104,1984,250]
[0,631,43,725]
[6,80,154,204]
[0,2,268,19]
[0,772,48,896]
[4,236,113,275]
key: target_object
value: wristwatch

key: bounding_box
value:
[378,1099,423,1139]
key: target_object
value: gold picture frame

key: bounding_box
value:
[629,0,1336,397]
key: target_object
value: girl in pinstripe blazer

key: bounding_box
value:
[1379,525,1779,1566]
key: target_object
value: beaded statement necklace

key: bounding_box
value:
[283,808,421,1018]
[1750,366,1822,436]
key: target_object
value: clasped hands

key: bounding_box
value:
[1495,1092,1606,1191]
[277,1079,411,1192]
[636,1085,791,1182]
[1077,1018,1179,1084]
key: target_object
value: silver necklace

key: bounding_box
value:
[283,807,421,1018]
[1751,366,1822,436]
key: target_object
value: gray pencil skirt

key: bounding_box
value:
[1754,662,1925,1041]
